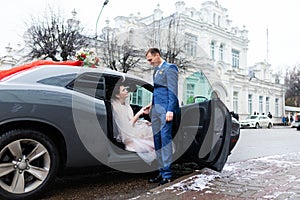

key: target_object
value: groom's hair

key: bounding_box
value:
[145,48,161,56]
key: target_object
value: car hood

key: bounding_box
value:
[239,119,256,123]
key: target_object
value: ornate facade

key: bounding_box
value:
[111,1,285,123]
[0,1,285,123]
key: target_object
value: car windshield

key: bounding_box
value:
[248,115,258,119]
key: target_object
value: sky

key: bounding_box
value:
[1,0,300,71]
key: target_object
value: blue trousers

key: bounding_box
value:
[151,106,173,179]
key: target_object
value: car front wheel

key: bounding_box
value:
[267,123,272,129]
[0,129,59,200]
[255,123,260,129]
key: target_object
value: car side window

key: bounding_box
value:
[38,74,77,87]
[67,73,106,99]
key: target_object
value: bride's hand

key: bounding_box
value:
[145,121,152,126]
[143,105,151,114]
[138,109,144,116]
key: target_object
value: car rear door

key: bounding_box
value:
[173,71,232,172]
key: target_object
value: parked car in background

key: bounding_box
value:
[291,114,300,128]
[239,115,273,129]
[0,60,240,200]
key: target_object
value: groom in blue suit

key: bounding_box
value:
[145,48,179,186]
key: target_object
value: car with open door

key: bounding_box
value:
[0,60,239,200]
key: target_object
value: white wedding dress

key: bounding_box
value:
[111,99,156,164]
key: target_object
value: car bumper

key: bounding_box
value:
[291,121,300,128]
[240,123,255,128]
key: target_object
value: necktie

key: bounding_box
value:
[153,67,158,79]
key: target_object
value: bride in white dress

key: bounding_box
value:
[111,84,156,164]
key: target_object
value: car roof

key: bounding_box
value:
[249,115,268,118]
[0,60,146,84]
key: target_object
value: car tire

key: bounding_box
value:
[255,123,260,129]
[0,129,59,200]
[267,123,272,129]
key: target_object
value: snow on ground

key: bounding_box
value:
[165,173,220,192]
[164,152,300,192]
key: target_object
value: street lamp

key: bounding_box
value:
[95,0,109,39]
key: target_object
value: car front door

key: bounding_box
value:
[173,71,232,172]
[261,116,268,127]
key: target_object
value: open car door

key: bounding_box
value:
[117,72,232,172]
[173,71,232,172]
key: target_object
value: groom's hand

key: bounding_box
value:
[166,111,173,122]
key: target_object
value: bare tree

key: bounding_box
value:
[98,22,142,73]
[118,41,141,73]
[24,8,89,61]
[99,24,118,70]
[285,65,300,106]
[98,14,190,73]
[147,14,190,71]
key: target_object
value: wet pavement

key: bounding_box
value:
[133,152,300,200]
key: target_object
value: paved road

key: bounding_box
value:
[42,126,300,200]
[228,126,300,163]
[134,127,300,200]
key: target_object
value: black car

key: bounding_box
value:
[0,61,239,200]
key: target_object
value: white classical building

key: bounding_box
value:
[0,45,21,70]
[110,0,285,123]
[0,0,285,123]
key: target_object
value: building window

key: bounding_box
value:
[213,13,216,24]
[128,28,134,43]
[185,33,197,57]
[275,98,279,116]
[233,91,238,113]
[130,88,143,105]
[130,86,152,106]
[219,44,224,61]
[259,96,263,114]
[184,72,211,105]
[232,49,240,68]
[186,83,195,104]
[248,94,252,115]
[210,41,215,60]
[266,97,270,114]
[218,15,221,26]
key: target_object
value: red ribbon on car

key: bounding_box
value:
[0,60,84,81]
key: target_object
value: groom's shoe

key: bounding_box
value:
[148,174,162,183]
[159,178,172,186]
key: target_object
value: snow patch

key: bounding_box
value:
[165,173,220,191]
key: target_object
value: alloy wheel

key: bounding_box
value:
[0,139,50,194]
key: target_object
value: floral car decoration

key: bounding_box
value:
[0,48,100,81]
[75,48,100,68]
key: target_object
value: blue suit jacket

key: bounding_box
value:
[152,61,179,113]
